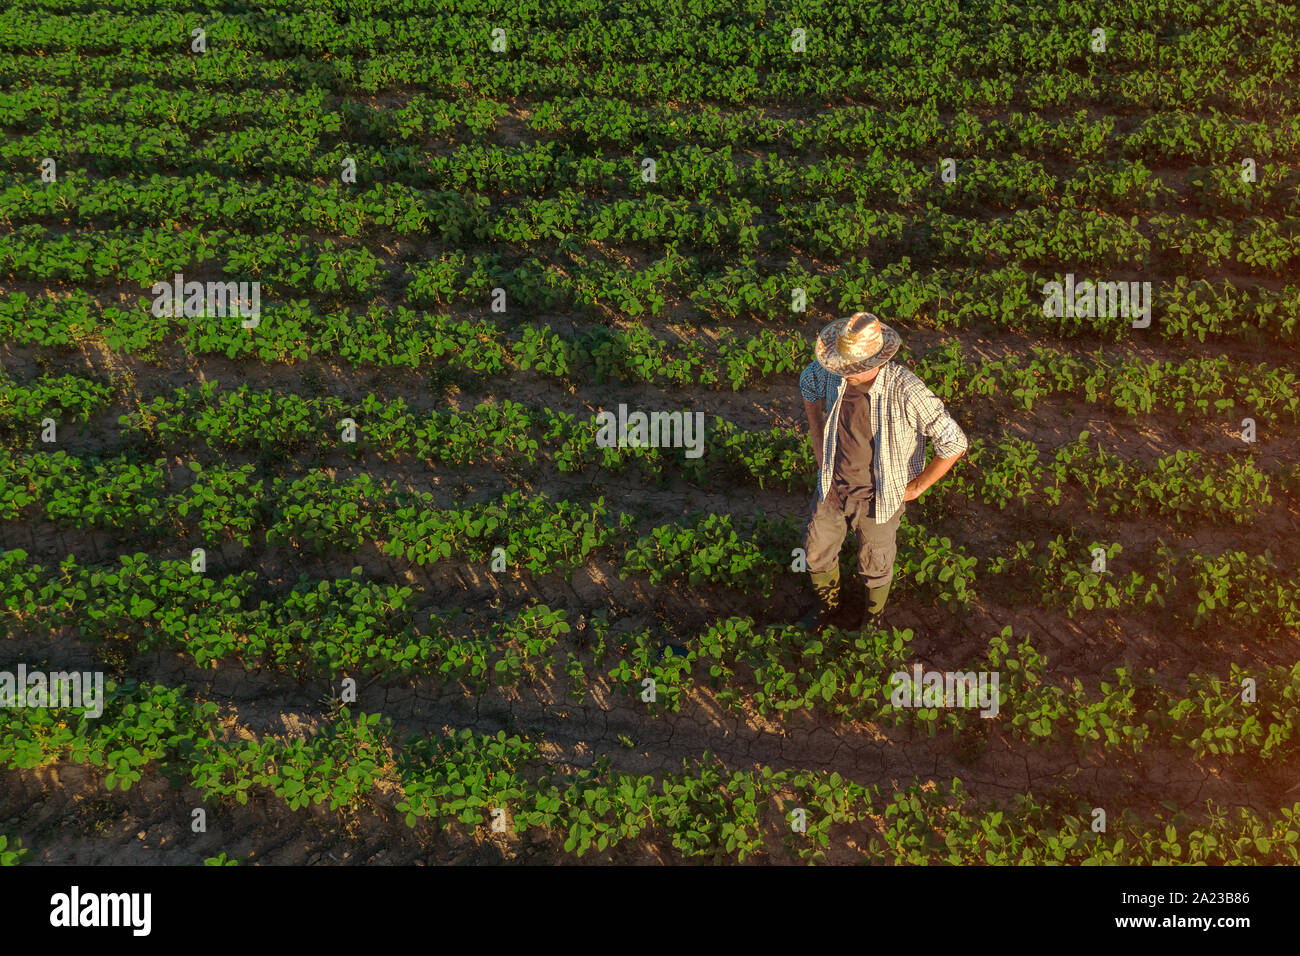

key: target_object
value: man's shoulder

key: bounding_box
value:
[877,363,945,424]
[799,361,836,397]
[882,361,933,396]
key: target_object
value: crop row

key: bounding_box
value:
[6,155,1298,236]
[918,340,1300,423]
[0,4,1296,115]
[1,526,1296,765]
[1,380,1287,530]
[2,441,1296,633]
[791,204,1300,276]
[1,546,599,681]
[3,260,1298,360]
[4,294,1298,420]
[655,618,1300,762]
[988,531,1300,633]
[2,677,1298,865]
[3,82,1296,198]
[8,107,1300,198]
[108,385,1292,523]
[5,3,1295,74]
[3,543,1294,761]
[4,198,1299,289]
[6,74,1297,156]
[954,430,1277,526]
[5,258,1299,357]
[530,99,1300,164]
[13,0,1293,29]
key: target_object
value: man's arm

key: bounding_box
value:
[904,451,962,501]
[901,378,968,501]
[804,399,826,471]
[798,362,828,471]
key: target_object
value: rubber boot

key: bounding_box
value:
[860,578,891,631]
[798,567,841,631]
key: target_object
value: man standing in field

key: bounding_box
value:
[798,312,968,632]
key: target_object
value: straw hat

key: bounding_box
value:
[814,311,901,375]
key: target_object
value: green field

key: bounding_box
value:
[1,0,1298,865]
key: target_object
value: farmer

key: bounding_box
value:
[798,311,968,632]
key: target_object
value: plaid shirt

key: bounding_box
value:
[799,360,968,524]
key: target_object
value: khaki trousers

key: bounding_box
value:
[802,493,903,588]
